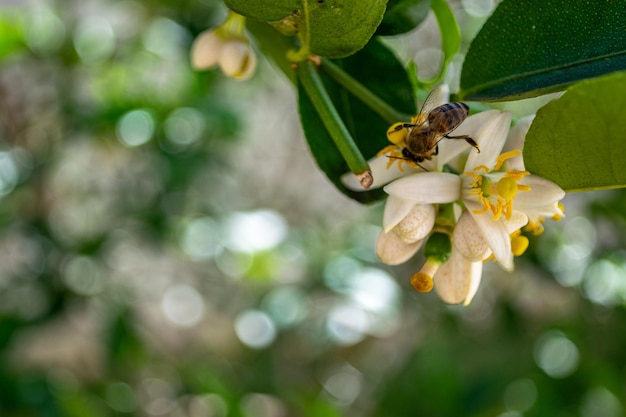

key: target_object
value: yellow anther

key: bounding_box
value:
[518,184,531,192]
[505,170,530,181]
[525,219,545,235]
[387,123,407,146]
[473,164,490,172]
[494,150,522,170]
[511,234,529,256]
[552,202,565,221]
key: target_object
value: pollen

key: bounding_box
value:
[386,123,408,146]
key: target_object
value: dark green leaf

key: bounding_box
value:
[459,0,626,101]
[224,0,299,21]
[376,0,431,36]
[525,71,626,192]
[298,40,417,203]
[307,0,389,58]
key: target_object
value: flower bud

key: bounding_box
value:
[219,40,257,80]
[453,211,490,261]
[376,230,423,265]
[391,203,435,243]
[190,29,223,70]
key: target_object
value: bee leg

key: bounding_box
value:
[445,134,480,153]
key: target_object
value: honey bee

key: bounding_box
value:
[382,88,479,170]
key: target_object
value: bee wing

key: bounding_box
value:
[418,85,448,115]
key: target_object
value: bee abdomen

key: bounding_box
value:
[428,102,469,133]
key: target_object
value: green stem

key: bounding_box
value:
[297,60,372,187]
[320,59,411,124]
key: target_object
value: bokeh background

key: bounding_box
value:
[1,0,626,416]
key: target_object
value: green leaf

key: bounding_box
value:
[306,0,389,58]
[524,71,626,192]
[459,0,626,101]
[0,15,24,60]
[376,0,431,36]
[230,0,388,58]
[224,0,299,21]
[298,39,417,203]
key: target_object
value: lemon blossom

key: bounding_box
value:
[383,110,565,303]
[190,13,257,80]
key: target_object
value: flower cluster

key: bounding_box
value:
[190,12,257,80]
[345,87,565,305]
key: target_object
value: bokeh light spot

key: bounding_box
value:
[164,107,205,147]
[234,310,276,349]
[224,210,287,253]
[534,331,579,378]
[583,259,626,306]
[73,17,116,65]
[180,217,221,261]
[580,387,622,417]
[504,378,537,412]
[323,367,362,405]
[161,285,205,327]
[116,109,155,147]
[105,382,137,413]
[0,151,19,196]
[261,287,308,328]
[326,304,369,346]
[25,6,66,53]
[62,256,107,296]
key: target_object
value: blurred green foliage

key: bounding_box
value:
[0,1,625,417]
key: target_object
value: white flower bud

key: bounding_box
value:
[391,203,435,244]
[434,248,482,305]
[190,29,223,70]
[376,230,423,266]
[219,39,256,80]
[453,211,491,261]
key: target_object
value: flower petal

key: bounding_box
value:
[465,111,512,170]
[516,176,565,209]
[376,230,423,265]
[383,196,416,232]
[341,153,422,191]
[384,172,461,203]
[470,211,514,271]
[502,115,534,171]
[434,247,483,305]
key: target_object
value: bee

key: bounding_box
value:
[382,88,479,170]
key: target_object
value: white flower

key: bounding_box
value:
[384,110,565,272]
[190,13,256,81]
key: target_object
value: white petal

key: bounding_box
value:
[465,111,512,171]
[453,211,491,261]
[502,115,534,171]
[384,172,461,203]
[376,230,423,265]
[505,210,529,233]
[434,247,483,305]
[470,211,514,271]
[190,29,223,70]
[516,176,565,209]
[341,153,423,191]
[392,203,436,243]
[383,196,416,232]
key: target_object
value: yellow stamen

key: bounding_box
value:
[473,164,490,172]
[505,170,530,181]
[525,218,545,235]
[552,202,565,220]
[494,150,522,170]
